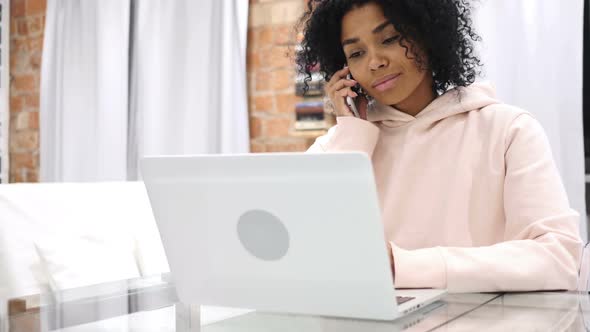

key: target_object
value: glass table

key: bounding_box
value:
[1,274,588,331]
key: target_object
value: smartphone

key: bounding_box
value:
[345,73,361,118]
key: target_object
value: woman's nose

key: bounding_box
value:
[369,53,388,71]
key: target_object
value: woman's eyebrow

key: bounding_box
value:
[372,21,391,34]
[341,21,392,47]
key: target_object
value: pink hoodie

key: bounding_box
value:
[307,82,582,292]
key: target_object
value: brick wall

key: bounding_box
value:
[9,0,45,183]
[247,0,322,153]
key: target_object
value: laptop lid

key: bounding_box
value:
[140,152,399,320]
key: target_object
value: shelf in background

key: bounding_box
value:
[290,129,328,139]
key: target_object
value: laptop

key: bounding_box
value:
[140,152,446,321]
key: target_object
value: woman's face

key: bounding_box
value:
[340,2,431,108]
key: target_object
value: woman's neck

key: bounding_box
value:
[393,75,437,117]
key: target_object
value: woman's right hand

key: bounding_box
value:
[323,66,368,120]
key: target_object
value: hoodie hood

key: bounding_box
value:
[366,82,500,128]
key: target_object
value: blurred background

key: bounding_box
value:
[0,0,587,236]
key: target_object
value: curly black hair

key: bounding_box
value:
[295,0,482,95]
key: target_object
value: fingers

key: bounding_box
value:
[330,87,356,117]
[322,66,364,118]
[323,92,353,117]
[332,66,351,81]
[325,66,351,89]
[330,79,357,92]
[326,76,356,101]
[337,87,357,98]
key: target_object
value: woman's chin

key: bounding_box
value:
[372,95,405,108]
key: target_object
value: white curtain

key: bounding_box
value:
[40,0,130,182]
[41,0,250,182]
[474,0,587,241]
[128,0,251,179]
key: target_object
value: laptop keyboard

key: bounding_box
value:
[396,296,415,305]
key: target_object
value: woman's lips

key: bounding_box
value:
[373,74,401,92]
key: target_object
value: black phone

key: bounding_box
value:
[345,72,361,117]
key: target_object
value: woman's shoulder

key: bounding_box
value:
[477,102,539,131]
[480,102,531,120]
[476,103,549,152]
[457,82,535,125]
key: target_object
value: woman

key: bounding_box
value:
[296,0,582,292]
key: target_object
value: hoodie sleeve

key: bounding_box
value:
[306,116,380,155]
[392,114,582,292]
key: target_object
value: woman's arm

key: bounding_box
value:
[391,114,583,292]
[306,117,380,155]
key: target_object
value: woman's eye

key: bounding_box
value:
[383,36,400,45]
[348,51,363,59]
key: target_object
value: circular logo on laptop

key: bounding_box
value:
[237,210,290,261]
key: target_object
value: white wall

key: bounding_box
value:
[474,0,587,241]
